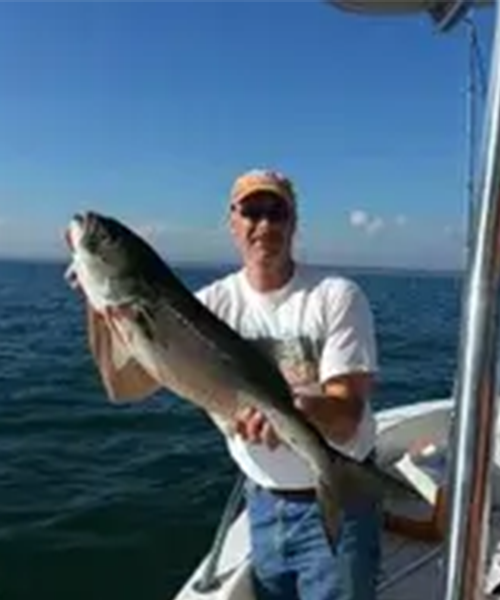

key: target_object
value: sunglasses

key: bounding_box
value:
[231,201,291,224]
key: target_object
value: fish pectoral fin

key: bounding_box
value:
[102,355,162,403]
[86,303,161,403]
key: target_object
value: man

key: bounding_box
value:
[196,168,381,600]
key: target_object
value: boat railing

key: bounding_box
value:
[193,473,246,594]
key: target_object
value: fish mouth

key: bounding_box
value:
[65,212,95,251]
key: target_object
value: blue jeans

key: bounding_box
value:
[245,482,382,600]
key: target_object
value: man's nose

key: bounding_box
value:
[254,216,274,228]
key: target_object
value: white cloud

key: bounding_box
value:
[349,211,409,236]
[0,212,467,271]
[349,210,385,236]
[349,210,370,228]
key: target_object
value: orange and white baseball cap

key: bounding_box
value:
[230,169,296,207]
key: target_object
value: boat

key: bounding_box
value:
[172,397,500,600]
[172,2,500,599]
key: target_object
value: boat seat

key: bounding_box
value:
[382,440,447,543]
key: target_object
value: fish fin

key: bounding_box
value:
[86,303,161,402]
[316,475,342,544]
[331,449,420,505]
[314,449,420,544]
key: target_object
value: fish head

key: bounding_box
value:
[65,211,165,403]
[65,211,154,310]
[66,211,134,269]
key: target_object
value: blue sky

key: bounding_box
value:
[0,2,495,269]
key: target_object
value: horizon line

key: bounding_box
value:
[0,255,463,276]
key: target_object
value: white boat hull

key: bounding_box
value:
[172,398,500,600]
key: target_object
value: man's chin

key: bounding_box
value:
[252,240,282,255]
[252,250,286,268]
[252,246,278,259]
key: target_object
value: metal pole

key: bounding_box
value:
[442,3,500,599]
[464,11,488,252]
[465,14,479,253]
[430,0,474,31]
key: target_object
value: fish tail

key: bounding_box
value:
[314,449,411,546]
[316,475,342,544]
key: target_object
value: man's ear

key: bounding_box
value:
[227,209,237,235]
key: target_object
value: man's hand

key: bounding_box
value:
[234,385,325,450]
[233,374,373,449]
[235,407,281,450]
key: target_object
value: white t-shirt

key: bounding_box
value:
[196,265,378,490]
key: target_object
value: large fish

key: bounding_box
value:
[64,210,417,541]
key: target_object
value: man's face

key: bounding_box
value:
[229,191,296,268]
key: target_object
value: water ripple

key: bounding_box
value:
[0,261,461,599]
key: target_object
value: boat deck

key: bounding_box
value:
[380,508,500,600]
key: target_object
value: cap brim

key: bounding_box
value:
[232,184,293,205]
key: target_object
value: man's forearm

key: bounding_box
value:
[295,391,366,445]
[318,395,364,443]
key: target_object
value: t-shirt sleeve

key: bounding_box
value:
[195,282,221,310]
[194,280,227,316]
[195,285,209,305]
[319,279,378,382]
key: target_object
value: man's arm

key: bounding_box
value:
[237,278,377,449]
[296,371,374,444]
[235,371,374,449]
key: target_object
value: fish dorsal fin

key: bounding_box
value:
[86,303,161,403]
